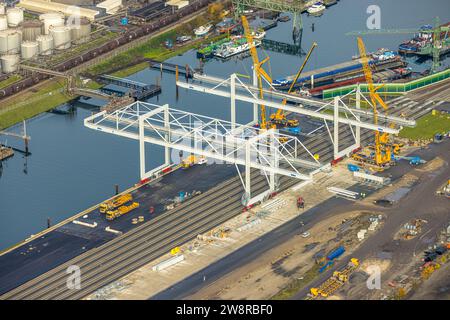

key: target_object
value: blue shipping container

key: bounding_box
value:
[327,246,345,261]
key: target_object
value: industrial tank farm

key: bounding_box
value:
[0,0,211,98]
[0,3,96,81]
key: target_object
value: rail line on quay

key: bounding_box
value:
[7,176,271,300]
[0,95,429,300]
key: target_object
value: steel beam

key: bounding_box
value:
[84,102,321,182]
[192,73,416,127]
[178,81,401,134]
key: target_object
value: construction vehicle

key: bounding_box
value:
[297,196,305,209]
[106,202,140,221]
[242,15,272,131]
[353,37,393,167]
[436,180,450,198]
[181,155,207,169]
[309,258,359,298]
[99,193,133,213]
[269,42,317,129]
[242,15,307,145]
[394,155,426,166]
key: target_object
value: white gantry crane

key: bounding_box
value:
[84,101,324,204]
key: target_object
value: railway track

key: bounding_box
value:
[0,95,431,300]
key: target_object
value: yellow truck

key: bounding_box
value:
[99,194,133,213]
[181,155,207,169]
[106,202,140,221]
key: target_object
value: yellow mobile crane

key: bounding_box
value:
[241,15,272,130]
[270,42,317,128]
[356,37,392,166]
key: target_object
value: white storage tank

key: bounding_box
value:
[0,4,5,15]
[67,18,91,44]
[21,20,43,41]
[0,15,7,31]
[1,54,19,73]
[36,34,53,55]
[0,29,22,54]
[21,41,39,59]
[68,17,91,44]
[6,7,24,28]
[49,25,71,50]
[39,13,65,35]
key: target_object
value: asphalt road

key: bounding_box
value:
[151,139,450,300]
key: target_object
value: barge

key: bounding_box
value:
[273,55,406,90]
[399,22,450,56]
[214,37,262,59]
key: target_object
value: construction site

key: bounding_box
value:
[0,0,449,304]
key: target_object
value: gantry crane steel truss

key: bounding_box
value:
[177,73,415,161]
[232,0,305,43]
[84,102,324,203]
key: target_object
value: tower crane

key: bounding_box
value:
[241,15,272,130]
[269,42,317,128]
[356,37,392,166]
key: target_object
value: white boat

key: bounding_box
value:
[252,30,266,40]
[307,2,326,15]
[194,24,213,36]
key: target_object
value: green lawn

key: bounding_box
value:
[89,16,226,77]
[0,80,70,130]
[399,112,450,140]
[0,75,22,89]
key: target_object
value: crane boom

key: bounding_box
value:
[357,37,391,165]
[242,15,271,129]
[272,42,317,122]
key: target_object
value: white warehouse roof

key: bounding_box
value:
[18,0,99,20]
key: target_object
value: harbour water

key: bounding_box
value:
[1,0,449,249]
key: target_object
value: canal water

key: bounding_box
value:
[1,0,449,249]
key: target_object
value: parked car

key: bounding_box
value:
[301,231,311,238]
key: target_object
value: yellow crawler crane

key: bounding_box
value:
[270,42,317,128]
[241,15,272,130]
[309,258,359,298]
[99,193,133,213]
[106,202,140,221]
[356,37,392,166]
